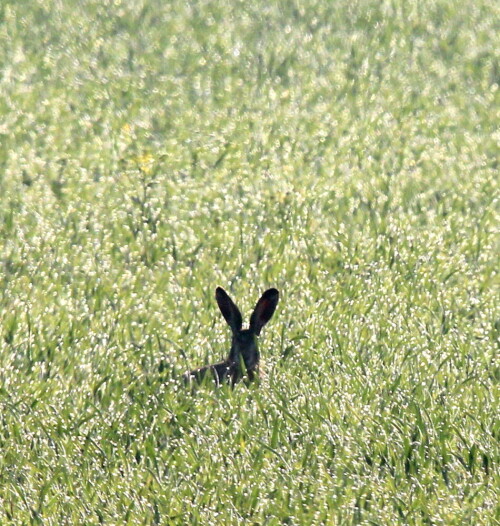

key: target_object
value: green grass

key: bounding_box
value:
[0,0,499,523]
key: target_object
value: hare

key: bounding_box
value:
[184,287,279,386]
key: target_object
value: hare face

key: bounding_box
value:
[231,330,260,374]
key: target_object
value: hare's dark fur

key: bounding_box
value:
[184,287,279,386]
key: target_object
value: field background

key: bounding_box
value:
[0,0,498,524]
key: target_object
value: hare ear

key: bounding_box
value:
[216,287,242,333]
[249,288,279,336]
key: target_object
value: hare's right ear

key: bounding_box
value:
[216,287,242,333]
[249,288,279,336]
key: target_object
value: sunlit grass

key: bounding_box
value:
[0,0,498,523]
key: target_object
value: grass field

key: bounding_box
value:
[0,0,499,524]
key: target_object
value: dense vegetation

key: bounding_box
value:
[0,0,498,523]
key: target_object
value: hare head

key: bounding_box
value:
[184,287,279,386]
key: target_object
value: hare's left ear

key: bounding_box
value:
[216,287,243,334]
[249,288,279,336]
